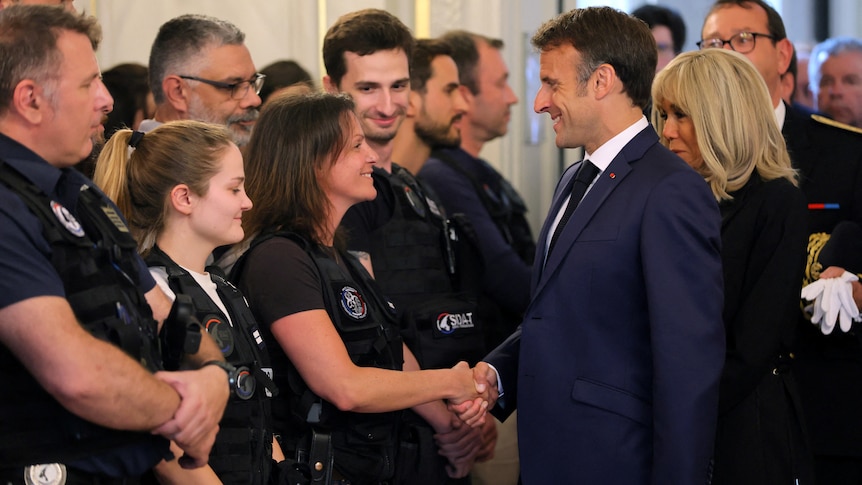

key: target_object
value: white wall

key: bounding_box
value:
[84,0,862,233]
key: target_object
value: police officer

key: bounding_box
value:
[93,121,281,485]
[323,12,490,483]
[0,6,228,484]
[232,92,487,484]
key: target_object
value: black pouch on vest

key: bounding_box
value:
[400,293,485,369]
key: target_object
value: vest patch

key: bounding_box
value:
[339,285,368,319]
[436,311,475,334]
[50,200,84,237]
[100,204,130,233]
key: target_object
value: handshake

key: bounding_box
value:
[447,361,500,426]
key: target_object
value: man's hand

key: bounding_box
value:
[447,361,492,427]
[448,362,498,425]
[435,413,482,478]
[151,366,229,468]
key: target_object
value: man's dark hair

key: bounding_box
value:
[259,60,313,102]
[532,7,657,110]
[0,5,101,116]
[440,30,504,95]
[705,0,787,41]
[322,8,414,87]
[148,14,245,104]
[410,39,453,93]
[631,4,687,54]
[102,63,150,139]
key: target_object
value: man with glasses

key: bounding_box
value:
[702,1,862,483]
[141,14,262,147]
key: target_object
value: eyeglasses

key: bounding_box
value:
[179,73,266,100]
[696,32,775,54]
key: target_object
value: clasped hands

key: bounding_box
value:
[447,361,499,427]
[151,366,230,469]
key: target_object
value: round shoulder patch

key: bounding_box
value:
[339,285,368,319]
[50,200,84,237]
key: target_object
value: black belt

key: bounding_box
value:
[0,465,140,485]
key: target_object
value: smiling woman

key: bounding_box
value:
[93,120,285,485]
[228,91,489,483]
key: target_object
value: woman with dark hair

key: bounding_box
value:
[231,92,486,484]
[101,63,154,138]
[258,60,314,103]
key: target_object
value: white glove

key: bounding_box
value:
[802,278,832,334]
[803,271,861,335]
[819,278,836,334]
[801,278,827,302]
[834,271,861,332]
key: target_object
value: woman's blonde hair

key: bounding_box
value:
[93,120,233,255]
[651,48,796,201]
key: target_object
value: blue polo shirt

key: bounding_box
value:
[0,132,167,476]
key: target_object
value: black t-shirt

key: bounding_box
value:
[237,237,326,324]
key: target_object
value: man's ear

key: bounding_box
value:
[322,75,338,94]
[162,75,190,114]
[169,184,195,215]
[592,63,617,100]
[459,84,475,110]
[406,90,422,118]
[12,80,47,125]
[776,38,793,79]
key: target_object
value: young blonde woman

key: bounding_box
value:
[230,92,488,484]
[94,120,284,485]
[652,49,813,485]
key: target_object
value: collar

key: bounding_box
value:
[0,131,66,198]
[774,100,786,130]
[137,119,163,133]
[584,116,650,171]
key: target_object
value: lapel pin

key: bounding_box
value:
[609,172,616,179]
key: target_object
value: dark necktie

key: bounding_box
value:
[547,160,600,256]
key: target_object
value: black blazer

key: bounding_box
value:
[783,103,862,234]
[719,175,808,414]
[784,102,862,456]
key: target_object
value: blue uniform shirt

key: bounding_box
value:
[0,132,165,476]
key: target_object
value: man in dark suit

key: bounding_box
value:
[454,7,725,484]
[702,2,862,482]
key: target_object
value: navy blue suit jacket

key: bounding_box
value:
[486,127,725,484]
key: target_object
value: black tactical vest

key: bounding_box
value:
[430,149,536,264]
[369,165,486,369]
[430,150,537,349]
[146,246,275,485]
[235,231,404,483]
[0,161,166,467]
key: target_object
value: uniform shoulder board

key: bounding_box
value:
[811,114,862,135]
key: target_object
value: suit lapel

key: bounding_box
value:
[782,103,814,177]
[534,128,657,297]
[532,164,579,289]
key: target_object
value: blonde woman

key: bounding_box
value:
[95,121,283,485]
[652,48,813,484]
